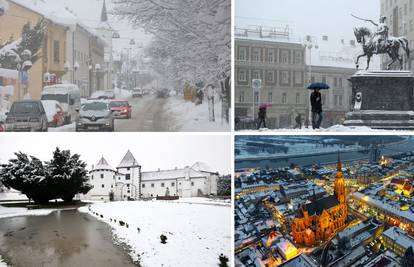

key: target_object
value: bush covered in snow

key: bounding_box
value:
[0,147,92,203]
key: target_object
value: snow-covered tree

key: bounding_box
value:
[0,19,45,70]
[0,152,50,203]
[0,148,91,204]
[217,175,231,196]
[46,147,92,202]
[113,0,231,122]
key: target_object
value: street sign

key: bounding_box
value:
[252,79,262,91]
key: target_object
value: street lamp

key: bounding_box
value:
[303,36,319,126]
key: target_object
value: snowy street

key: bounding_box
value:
[49,94,229,132]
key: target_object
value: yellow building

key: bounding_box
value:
[0,0,67,102]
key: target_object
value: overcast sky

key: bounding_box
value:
[0,134,231,174]
[235,0,380,42]
[56,0,152,49]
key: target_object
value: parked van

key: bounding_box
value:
[41,84,81,124]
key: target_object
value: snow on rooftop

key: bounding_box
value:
[191,161,216,174]
[383,227,414,249]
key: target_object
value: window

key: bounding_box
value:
[322,76,327,83]
[339,95,343,106]
[281,50,289,63]
[101,184,104,188]
[100,174,104,179]
[113,175,115,179]
[171,182,175,186]
[252,71,260,79]
[191,181,194,186]
[294,51,302,64]
[268,92,273,103]
[127,167,130,171]
[410,20,413,32]
[151,183,154,188]
[338,77,343,88]
[91,175,94,180]
[53,40,60,63]
[322,94,327,105]
[281,71,289,84]
[142,184,145,188]
[125,174,131,180]
[294,72,302,84]
[252,48,260,61]
[267,50,274,62]
[127,190,130,193]
[238,47,246,60]
[334,77,338,87]
[238,70,246,82]
[266,71,274,82]
[161,183,165,187]
[127,184,130,187]
[296,93,300,104]
[282,93,287,104]
[334,95,338,106]
[239,91,245,103]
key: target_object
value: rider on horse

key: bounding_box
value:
[369,16,389,53]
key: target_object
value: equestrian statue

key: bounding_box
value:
[352,14,410,70]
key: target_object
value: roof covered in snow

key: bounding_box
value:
[92,156,114,172]
[190,162,217,174]
[141,167,210,182]
[117,150,140,168]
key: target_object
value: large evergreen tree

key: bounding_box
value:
[0,148,92,204]
[46,148,92,202]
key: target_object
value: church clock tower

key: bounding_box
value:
[334,154,346,204]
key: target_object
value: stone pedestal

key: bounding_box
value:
[343,70,414,129]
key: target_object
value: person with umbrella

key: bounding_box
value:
[257,103,271,129]
[308,82,329,129]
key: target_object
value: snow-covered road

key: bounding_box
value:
[48,94,229,132]
[79,198,231,267]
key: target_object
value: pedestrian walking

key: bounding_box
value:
[257,106,267,129]
[310,89,323,129]
[294,113,302,129]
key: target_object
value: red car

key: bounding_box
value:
[109,100,132,119]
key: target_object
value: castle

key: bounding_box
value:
[291,155,347,246]
[84,150,219,201]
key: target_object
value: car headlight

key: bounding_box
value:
[29,117,40,122]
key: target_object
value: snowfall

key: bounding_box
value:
[78,198,231,267]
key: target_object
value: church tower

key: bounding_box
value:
[334,153,346,204]
[96,0,113,90]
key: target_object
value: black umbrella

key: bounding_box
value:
[307,82,330,90]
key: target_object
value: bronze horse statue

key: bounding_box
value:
[354,27,410,70]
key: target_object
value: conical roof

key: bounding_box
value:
[93,156,114,171]
[118,150,139,168]
[191,162,215,173]
[101,0,108,22]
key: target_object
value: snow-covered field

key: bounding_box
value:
[79,199,231,267]
[0,191,28,201]
[165,96,230,132]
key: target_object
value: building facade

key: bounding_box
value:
[291,157,347,246]
[380,0,414,70]
[234,27,355,129]
[86,151,219,201]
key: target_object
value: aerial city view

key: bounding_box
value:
[235,136,414,267]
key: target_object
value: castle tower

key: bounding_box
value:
[88,156,116,201]
[116,150,141,200]
[334,153,346,204]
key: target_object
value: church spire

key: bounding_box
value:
[336,152,342,173]
[101,0,108,22]
[334,152,346,204]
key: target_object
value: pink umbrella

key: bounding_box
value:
[259,103,272,108]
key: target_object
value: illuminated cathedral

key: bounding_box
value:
[291,155,347,246]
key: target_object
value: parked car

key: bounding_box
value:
[132,88,143,98]
[41,84,81,124]
[41,100,65,127]
[5,100,48,132]
[76,100,114,132]
[90,90,116,100]
[0,121,4,132]
[109,100,132,119]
